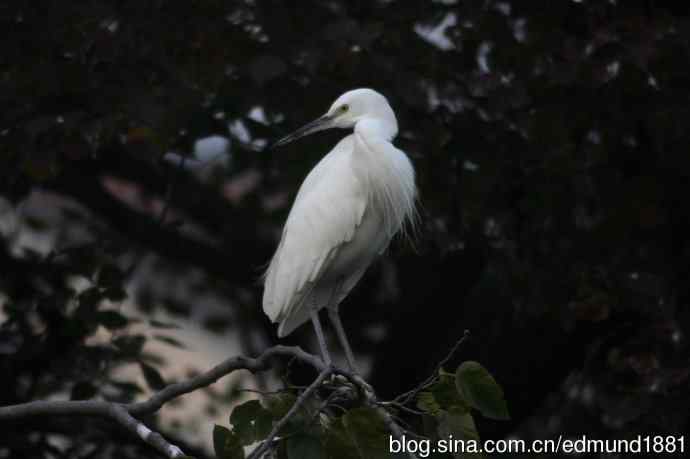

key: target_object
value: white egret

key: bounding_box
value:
[263,88,417,371]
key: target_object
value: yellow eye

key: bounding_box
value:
[340,104,349,112]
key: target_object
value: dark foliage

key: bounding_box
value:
[1,0,689,457]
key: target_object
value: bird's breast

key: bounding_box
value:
[319,204,389,283]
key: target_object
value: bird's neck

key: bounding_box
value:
[351,117,416,239]
[354,117,398,142]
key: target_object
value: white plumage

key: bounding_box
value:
[262,88,417,369]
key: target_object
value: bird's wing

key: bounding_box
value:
[262,136,367,325]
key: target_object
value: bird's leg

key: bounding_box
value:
[327,307,358,374]
[310,309,332,366]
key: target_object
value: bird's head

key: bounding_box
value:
[273,88,397,148]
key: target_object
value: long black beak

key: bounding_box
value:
[272,114,333,149]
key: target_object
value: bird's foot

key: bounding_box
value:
[328,369,375,401]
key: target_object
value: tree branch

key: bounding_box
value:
[394,330,470,406]
[248,367,333,459]
[0,344,421,459]
[0,399,187,458]
[0,345,324,458]
[129,345,325,416]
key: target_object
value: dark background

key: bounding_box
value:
[1,0,689,457]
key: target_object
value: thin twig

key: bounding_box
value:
[394,330,470,406]
[248,367,333,459]
[379,400,426,416]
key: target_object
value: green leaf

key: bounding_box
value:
[323,416,359,459]
[287,434,322,459]
[264,391,319,438]
[421,414,438,442]
[438,409,481,442]
[230,399,274,445]
[341,407,390,459]
[417,370,469,416]
[435,370,470,410]
[437,409,483,458]
[455,361,510,420]
[213,425,245,459]
[264,393,297,419]
[140,362,166,390]
[416,391,442,416]
[97,310,129,330]
[254,410,274,442]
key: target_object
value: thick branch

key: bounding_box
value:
[0,345,323,458]
[0,344,420,459]
[0,399,187,458]
[109,404,185,458]
[129,345,325,416]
